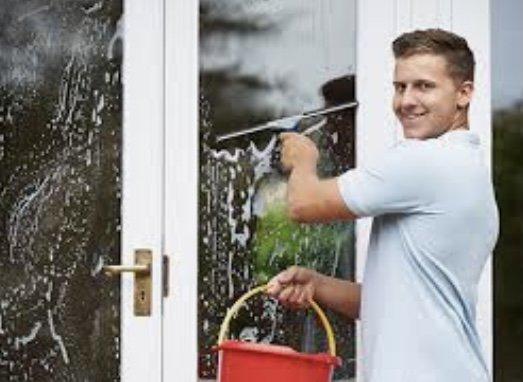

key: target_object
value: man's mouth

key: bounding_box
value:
[402,112,427,121]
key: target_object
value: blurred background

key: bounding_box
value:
[491,0,523,381]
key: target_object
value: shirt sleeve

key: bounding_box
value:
[337,143,432,217]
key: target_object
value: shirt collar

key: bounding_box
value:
[438,128,480,146]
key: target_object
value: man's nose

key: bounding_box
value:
[400,87,418,109]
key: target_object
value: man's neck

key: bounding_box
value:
[449,111,469,131]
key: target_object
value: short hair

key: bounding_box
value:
[392,28,475,84]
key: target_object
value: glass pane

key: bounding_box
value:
[0,1,123,380]
[199,1,356,380]
[492,0,523,380]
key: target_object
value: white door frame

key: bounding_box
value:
[121,0,164,380]
[162,0,493,381]
[163,1,199,381]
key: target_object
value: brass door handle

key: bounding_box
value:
[103,249,153,316]
[103,264,150,276]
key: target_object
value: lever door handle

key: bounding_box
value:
[102,249,153,316]
[103,264,150,276]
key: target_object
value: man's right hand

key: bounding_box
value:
[266,266,318,310]
[279,132,319,174]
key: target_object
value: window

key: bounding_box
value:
[198,1,357,380]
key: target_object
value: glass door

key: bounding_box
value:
[0,0,164,380]
[165,1,357,381]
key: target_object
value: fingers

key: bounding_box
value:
[266,278,283,296]
[279,133,296,172]
[266,266,297,294]
[278,285,312,310]
[280,283,304,302]
[295,284,313,308]
[278,132,319,173]
[297,289,310,306]
[266,269,292,296]
[277,265,299,283]
[279,132,314,147]
[279,132,299,140]
[278,285,300,309]
[266,266,314,310]
[279,132,302,148]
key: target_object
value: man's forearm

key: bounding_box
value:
[287,166,356,223]
[287,166,321,222]
[314,273,361,320]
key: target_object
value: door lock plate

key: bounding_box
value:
[134,249,152,316]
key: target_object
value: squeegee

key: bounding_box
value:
[215,101,358,143]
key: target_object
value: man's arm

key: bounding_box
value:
[280,132,358,223]
[287,167,357,223]
[314,272,361,319]
[267,266,361,320]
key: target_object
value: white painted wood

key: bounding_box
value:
[451,0,493,374]
[437,0,453,30]
[396,0,453,32]
[356,1,398,380]
[395,0,413,35]
[163,0,199,381]
[411,0,442,29]
[121,0,164,380]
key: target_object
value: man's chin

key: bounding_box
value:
[402,127,426,140]
[403,128,447,140]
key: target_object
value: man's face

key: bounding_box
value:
[392,53,473,139]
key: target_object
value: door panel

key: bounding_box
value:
[0,1,122,380]
[0,1,164,380]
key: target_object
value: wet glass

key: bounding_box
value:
[198,1,357,380]
[0,1,123,380]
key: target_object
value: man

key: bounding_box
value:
[267,29,499,381]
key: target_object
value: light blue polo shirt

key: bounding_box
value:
[337,129,499,381]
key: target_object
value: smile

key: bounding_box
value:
[403,112,426,120]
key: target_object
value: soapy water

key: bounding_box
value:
[201,0,358,377]
[0,1,123,379]
[198,101,356,378]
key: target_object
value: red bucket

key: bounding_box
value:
[215,285,341,382]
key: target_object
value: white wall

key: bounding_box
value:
[356,0,492,379]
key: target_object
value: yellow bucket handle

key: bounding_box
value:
[217,284,337,357]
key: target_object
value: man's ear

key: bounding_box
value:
[457,80,474,109]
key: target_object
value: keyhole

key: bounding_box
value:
[141,290,146,301]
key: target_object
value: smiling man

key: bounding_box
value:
[267,29,499,381]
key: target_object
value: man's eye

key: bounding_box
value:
[419,82,434,90]
[394,84,406,92]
